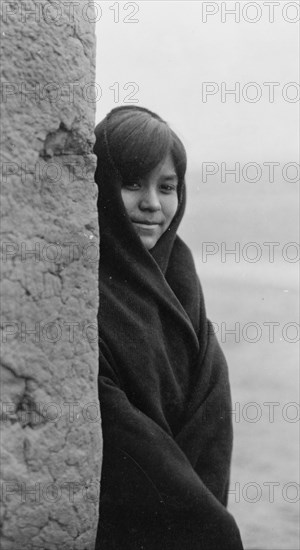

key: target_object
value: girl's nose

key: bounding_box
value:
[139,188,161,211]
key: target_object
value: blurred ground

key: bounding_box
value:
[179,178,299,549]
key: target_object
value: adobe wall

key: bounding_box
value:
[0,2,101,548]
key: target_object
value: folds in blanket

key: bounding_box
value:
[98,361,244,549]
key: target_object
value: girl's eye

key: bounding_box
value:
[122,181,141,190]
[160,183,177,193]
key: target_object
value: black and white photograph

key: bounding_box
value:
[1,1,299,549]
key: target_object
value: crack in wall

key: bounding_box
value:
[40,123,91,159]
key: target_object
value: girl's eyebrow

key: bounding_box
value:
[161,174,178,180]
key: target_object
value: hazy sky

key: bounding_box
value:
[95,1,299,170]
[94,7,299,547]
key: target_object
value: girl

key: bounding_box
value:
[94,105,244,550]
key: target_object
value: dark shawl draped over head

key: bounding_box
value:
[94,107,244,550]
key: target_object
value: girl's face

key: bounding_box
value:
[121,153,179,250]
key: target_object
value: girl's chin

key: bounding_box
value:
[139,235,158,250]
[132,225,162,250]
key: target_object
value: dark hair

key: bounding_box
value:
[94,105,187,189]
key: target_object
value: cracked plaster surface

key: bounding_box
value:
[1,2,102,548]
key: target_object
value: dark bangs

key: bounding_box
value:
[107,109,173,182]
[94,106,187,189]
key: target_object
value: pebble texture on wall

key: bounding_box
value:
[0,2,102,548]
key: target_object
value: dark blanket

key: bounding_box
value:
[94,116,244,550]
